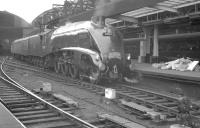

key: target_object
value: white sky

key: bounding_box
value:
[0,0,65,23]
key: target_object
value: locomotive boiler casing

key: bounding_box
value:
[28,35,43,57]
[50,21,125,80]
[12,38,29,56]
[11,21,127,81]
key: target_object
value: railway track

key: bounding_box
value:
[78,79,200,124]
[5,58,200,127]
[2,58,148,128]
[0,59,100,128]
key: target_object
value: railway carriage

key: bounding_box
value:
[11,21,129,83]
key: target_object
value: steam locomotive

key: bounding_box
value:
[11,21,129,83]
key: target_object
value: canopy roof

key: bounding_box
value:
[33,0,200,26]
[106,0,200,24]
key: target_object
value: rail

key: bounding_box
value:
[0,58,98,128]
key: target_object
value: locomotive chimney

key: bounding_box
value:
[99,16,105,27]
[91,16,105,28]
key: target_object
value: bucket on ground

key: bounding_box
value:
[42,82,52,92]
[105,88,116,99]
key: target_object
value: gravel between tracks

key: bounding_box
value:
[5,63,176,128]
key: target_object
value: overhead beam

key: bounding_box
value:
[156,5,179,13]
[95,0,165,17]
[114,15,138,23]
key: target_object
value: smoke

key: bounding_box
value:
[94,0,122,17]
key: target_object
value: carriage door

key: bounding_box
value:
[40,33,47,55]
[40,34,46,50]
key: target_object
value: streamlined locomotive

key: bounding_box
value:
[11,21,128,83]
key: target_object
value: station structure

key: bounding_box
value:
[0,1,200,127]
[0,11,31,54]
[0,0,199,83]
[32,0,200,64]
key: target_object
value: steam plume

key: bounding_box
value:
[94,0,122,17]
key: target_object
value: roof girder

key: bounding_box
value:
[115,15,138,24]
[156,5,178,13]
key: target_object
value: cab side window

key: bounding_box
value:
[78,31,100,53]
[81,54,93,65]
[78,32,90,48]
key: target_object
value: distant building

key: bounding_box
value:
[0,11,34,55]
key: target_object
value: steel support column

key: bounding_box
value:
[152,24,159,63]
[138,40,146,63]
[145,27,151,63]
[138,27,151,63]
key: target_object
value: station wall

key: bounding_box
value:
[0,11,31,55]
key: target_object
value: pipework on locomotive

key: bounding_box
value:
[11,21,132,83]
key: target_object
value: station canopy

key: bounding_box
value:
[32,0,200,27]
[106,0,200,24]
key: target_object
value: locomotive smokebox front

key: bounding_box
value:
[107,51,123,80]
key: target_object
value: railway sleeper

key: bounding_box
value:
[48,101,68,107]
[121,92,143,96]
[22,116,64,125]
[98,113,146,128]
[120,99,167,122]
[7,102,41,109]
[0,93,23,96]
[10,105,45,111]
[2,97,29,101]
[28,120,77,128]
[129,93,147,97]
[4,99,36,105]
[0,86,13,89]
[0,88,16,91]
[18,113,58,121]
[53,93,79,107]
[142,97,159,100]
[151,99,169,103]
[0,95,27,99]
[52,103,70,108]
[128,87,177,102]
[39,97,77,109]
[40,98,61,104]
[11,106,46,113]
[161,102,178,107]
[115,89,137,94]
[169,106,178,110]
[61,107,79,112]
[92,123,114,128]
[39,97,55,102]
[136,95,153,98]
[0,86,19,90]
[0,90,19,93]
[96,91,104,95]
[14,109,52,117]
[190,111,200,116]
[120,105,149,119]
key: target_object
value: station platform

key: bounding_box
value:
[0,102,25,128]
[132,62,200,84]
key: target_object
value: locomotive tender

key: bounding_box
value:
[11,21,128,83]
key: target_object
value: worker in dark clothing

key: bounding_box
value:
[177,97,193,127]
